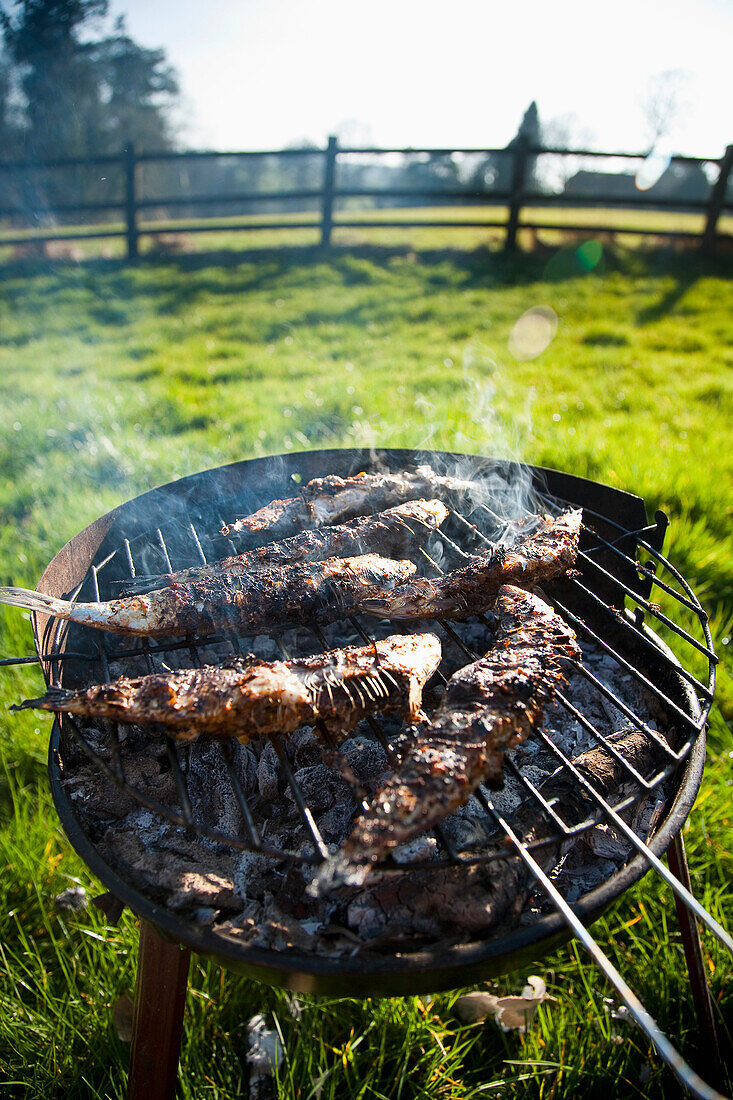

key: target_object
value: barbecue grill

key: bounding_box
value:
[3,448,729,1100]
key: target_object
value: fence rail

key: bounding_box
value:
[0,136,730,259]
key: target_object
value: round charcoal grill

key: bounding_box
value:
[6,448,730,1100]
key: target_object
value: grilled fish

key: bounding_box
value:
[358,509,581,621]
[315,585,579,888]
[221,463,476,537]
[0,555,416,638]
[12,633,443,742]
[119,500,449,596]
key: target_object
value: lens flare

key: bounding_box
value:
[635,149,671,191]
[576,240,603,271]
[508,306,558,361]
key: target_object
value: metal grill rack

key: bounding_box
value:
[4,449,731,1099]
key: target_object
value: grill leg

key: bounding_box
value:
[667,832,726,1090]
[127,921,191,1100]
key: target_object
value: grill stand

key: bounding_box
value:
[122,839,727,1100]
[128,922,190,1100]
[667,833,727,1092]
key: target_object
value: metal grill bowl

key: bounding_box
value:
[31,448,714,998]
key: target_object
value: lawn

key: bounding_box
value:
[0,237,731,1098]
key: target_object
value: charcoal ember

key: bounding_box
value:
[62,748,176,821]
[126,749,176,794]
[586,823,633,861]
[222,899,320,952]
[317,800,357,844]
[348,889,415,941]
[348,862,531,941]
[285,764,353,815]
[632,795,666,842]
[258,742,283,801]
[340,735,391,793]
[234,849,283,901]
[169,872,236,910]
[552,848,620,904]
[275,865,311,918]
[99,828,239,910]
[187,739,244,835]
[190,906,220,924]
[215,899,263,940]
[289,727,322,770]
[234,742,259,796]
[391,835,437,864]
[251,634,278,660]
[440,799,495,850]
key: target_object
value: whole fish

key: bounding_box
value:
[221,463,477,537]
[357,509,581,621]
[12,633,443,743]
[314,585,580,889]
[119,499,448,596]
[0,555,416,639]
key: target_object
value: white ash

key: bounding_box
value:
[258,742,283,801]
[187,740,257,836]
[54,885,88,913]
[70,631,671,958]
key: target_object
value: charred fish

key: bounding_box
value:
[221,464,477,537]
[314,585,580,889]
[357,509,581,621]
[119,500,448,596]
[0,555,416,638]
[13,633,443,742]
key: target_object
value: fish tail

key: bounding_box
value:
[0,586,117,632]
[11,686,77,713]
[0,586,76,621]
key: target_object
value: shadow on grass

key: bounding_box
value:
[0,240,729,332]
[634,264,701,325]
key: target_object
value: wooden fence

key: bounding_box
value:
[0,136,731,259]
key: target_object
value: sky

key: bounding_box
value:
[108,0,731,158]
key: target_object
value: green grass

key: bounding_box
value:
[0,237,731,1098]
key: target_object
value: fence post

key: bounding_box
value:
[124,142,138,261]
[321,135,338,247]
[501,134,526,251]
[701,144,732,254]
[504,135,530,252]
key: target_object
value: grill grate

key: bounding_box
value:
[3,450,730,1100]
[39,489,711,870]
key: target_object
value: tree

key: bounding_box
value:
[0,0,179,158]
[641,69,690,152]
[95,17,178,152]
[467,101,541,196]
[0,43,16,153]
[0,0,107,157]
[538,112,597,192]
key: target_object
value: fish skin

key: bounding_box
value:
[118,500,449,596]
[314,585,580,888]
[221,464,477,537]
[357,509,581,622]
[13,633,442,743]
[0,555,416,638]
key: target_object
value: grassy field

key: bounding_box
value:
[0,236,731,1098]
